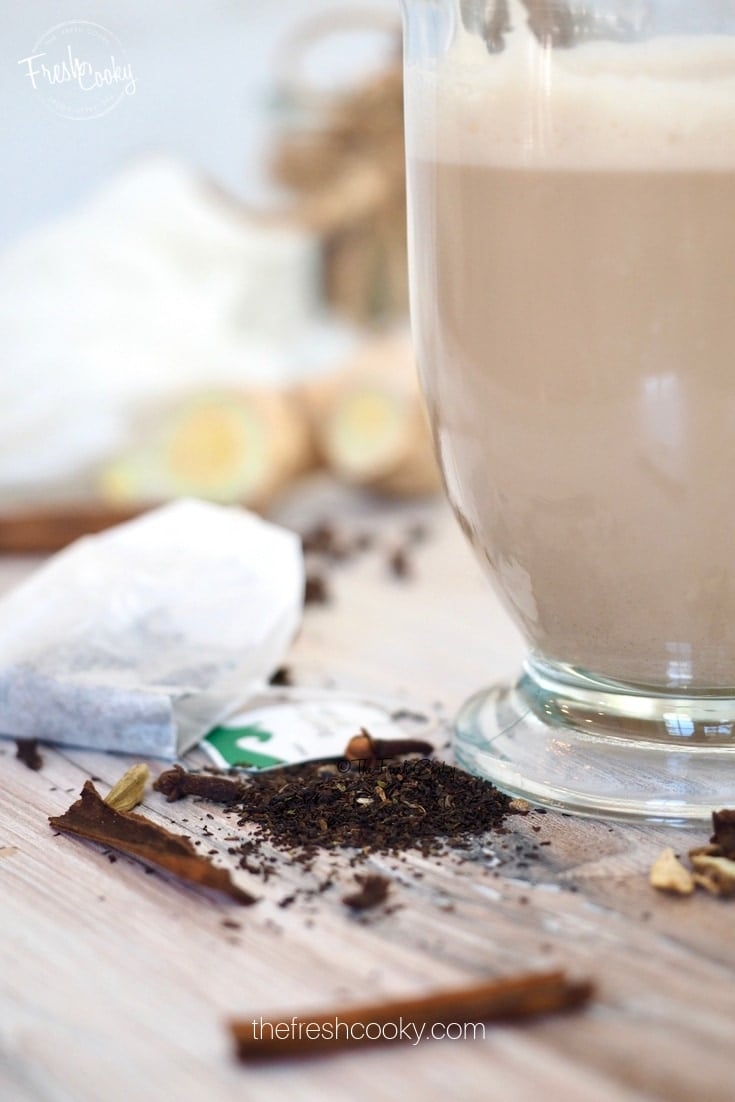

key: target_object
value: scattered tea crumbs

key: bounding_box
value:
[342,874,391,911]
[304,573,330,605]
[301,522,344,558]
[269,666,293,687]
[387,546,411,579]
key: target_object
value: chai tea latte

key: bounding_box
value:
[406,19,735,688]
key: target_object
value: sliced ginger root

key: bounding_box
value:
[301,331,441,497]
[101,388,315,512]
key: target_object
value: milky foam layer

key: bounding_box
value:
[406,1,735,169]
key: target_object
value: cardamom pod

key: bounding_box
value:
[104,763,149,812]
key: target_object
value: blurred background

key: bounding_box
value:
[1,0,439,550]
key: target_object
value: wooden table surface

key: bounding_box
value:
[2,483,734,1102]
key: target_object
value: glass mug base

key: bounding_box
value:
[454,657,735,822]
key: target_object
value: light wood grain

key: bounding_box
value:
[2,485,734,1102]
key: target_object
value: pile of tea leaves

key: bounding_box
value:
[228,758,513,859]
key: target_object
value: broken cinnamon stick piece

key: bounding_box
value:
[230,969,593,1062]
[344,728,434,763]
[154,765,245,803]
[50,780,256,905]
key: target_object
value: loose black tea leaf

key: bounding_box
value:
[342,874,391,911]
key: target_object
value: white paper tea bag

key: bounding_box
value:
[0,500,303,756]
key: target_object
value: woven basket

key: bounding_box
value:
[270,10,408,324]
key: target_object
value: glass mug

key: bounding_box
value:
[401,0,735,818]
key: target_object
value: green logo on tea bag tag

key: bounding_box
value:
[205,723,284,769]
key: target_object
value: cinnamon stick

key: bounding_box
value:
[0,504,139,553]
[230,970,593,1062]
[50,780,256,904]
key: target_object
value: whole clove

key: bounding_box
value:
[154,764,245,803]
[50,780,256,904]
[15,738,43,771]
[230,970,593,1062]
[344,729,434,765]
[711,809,735,858]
